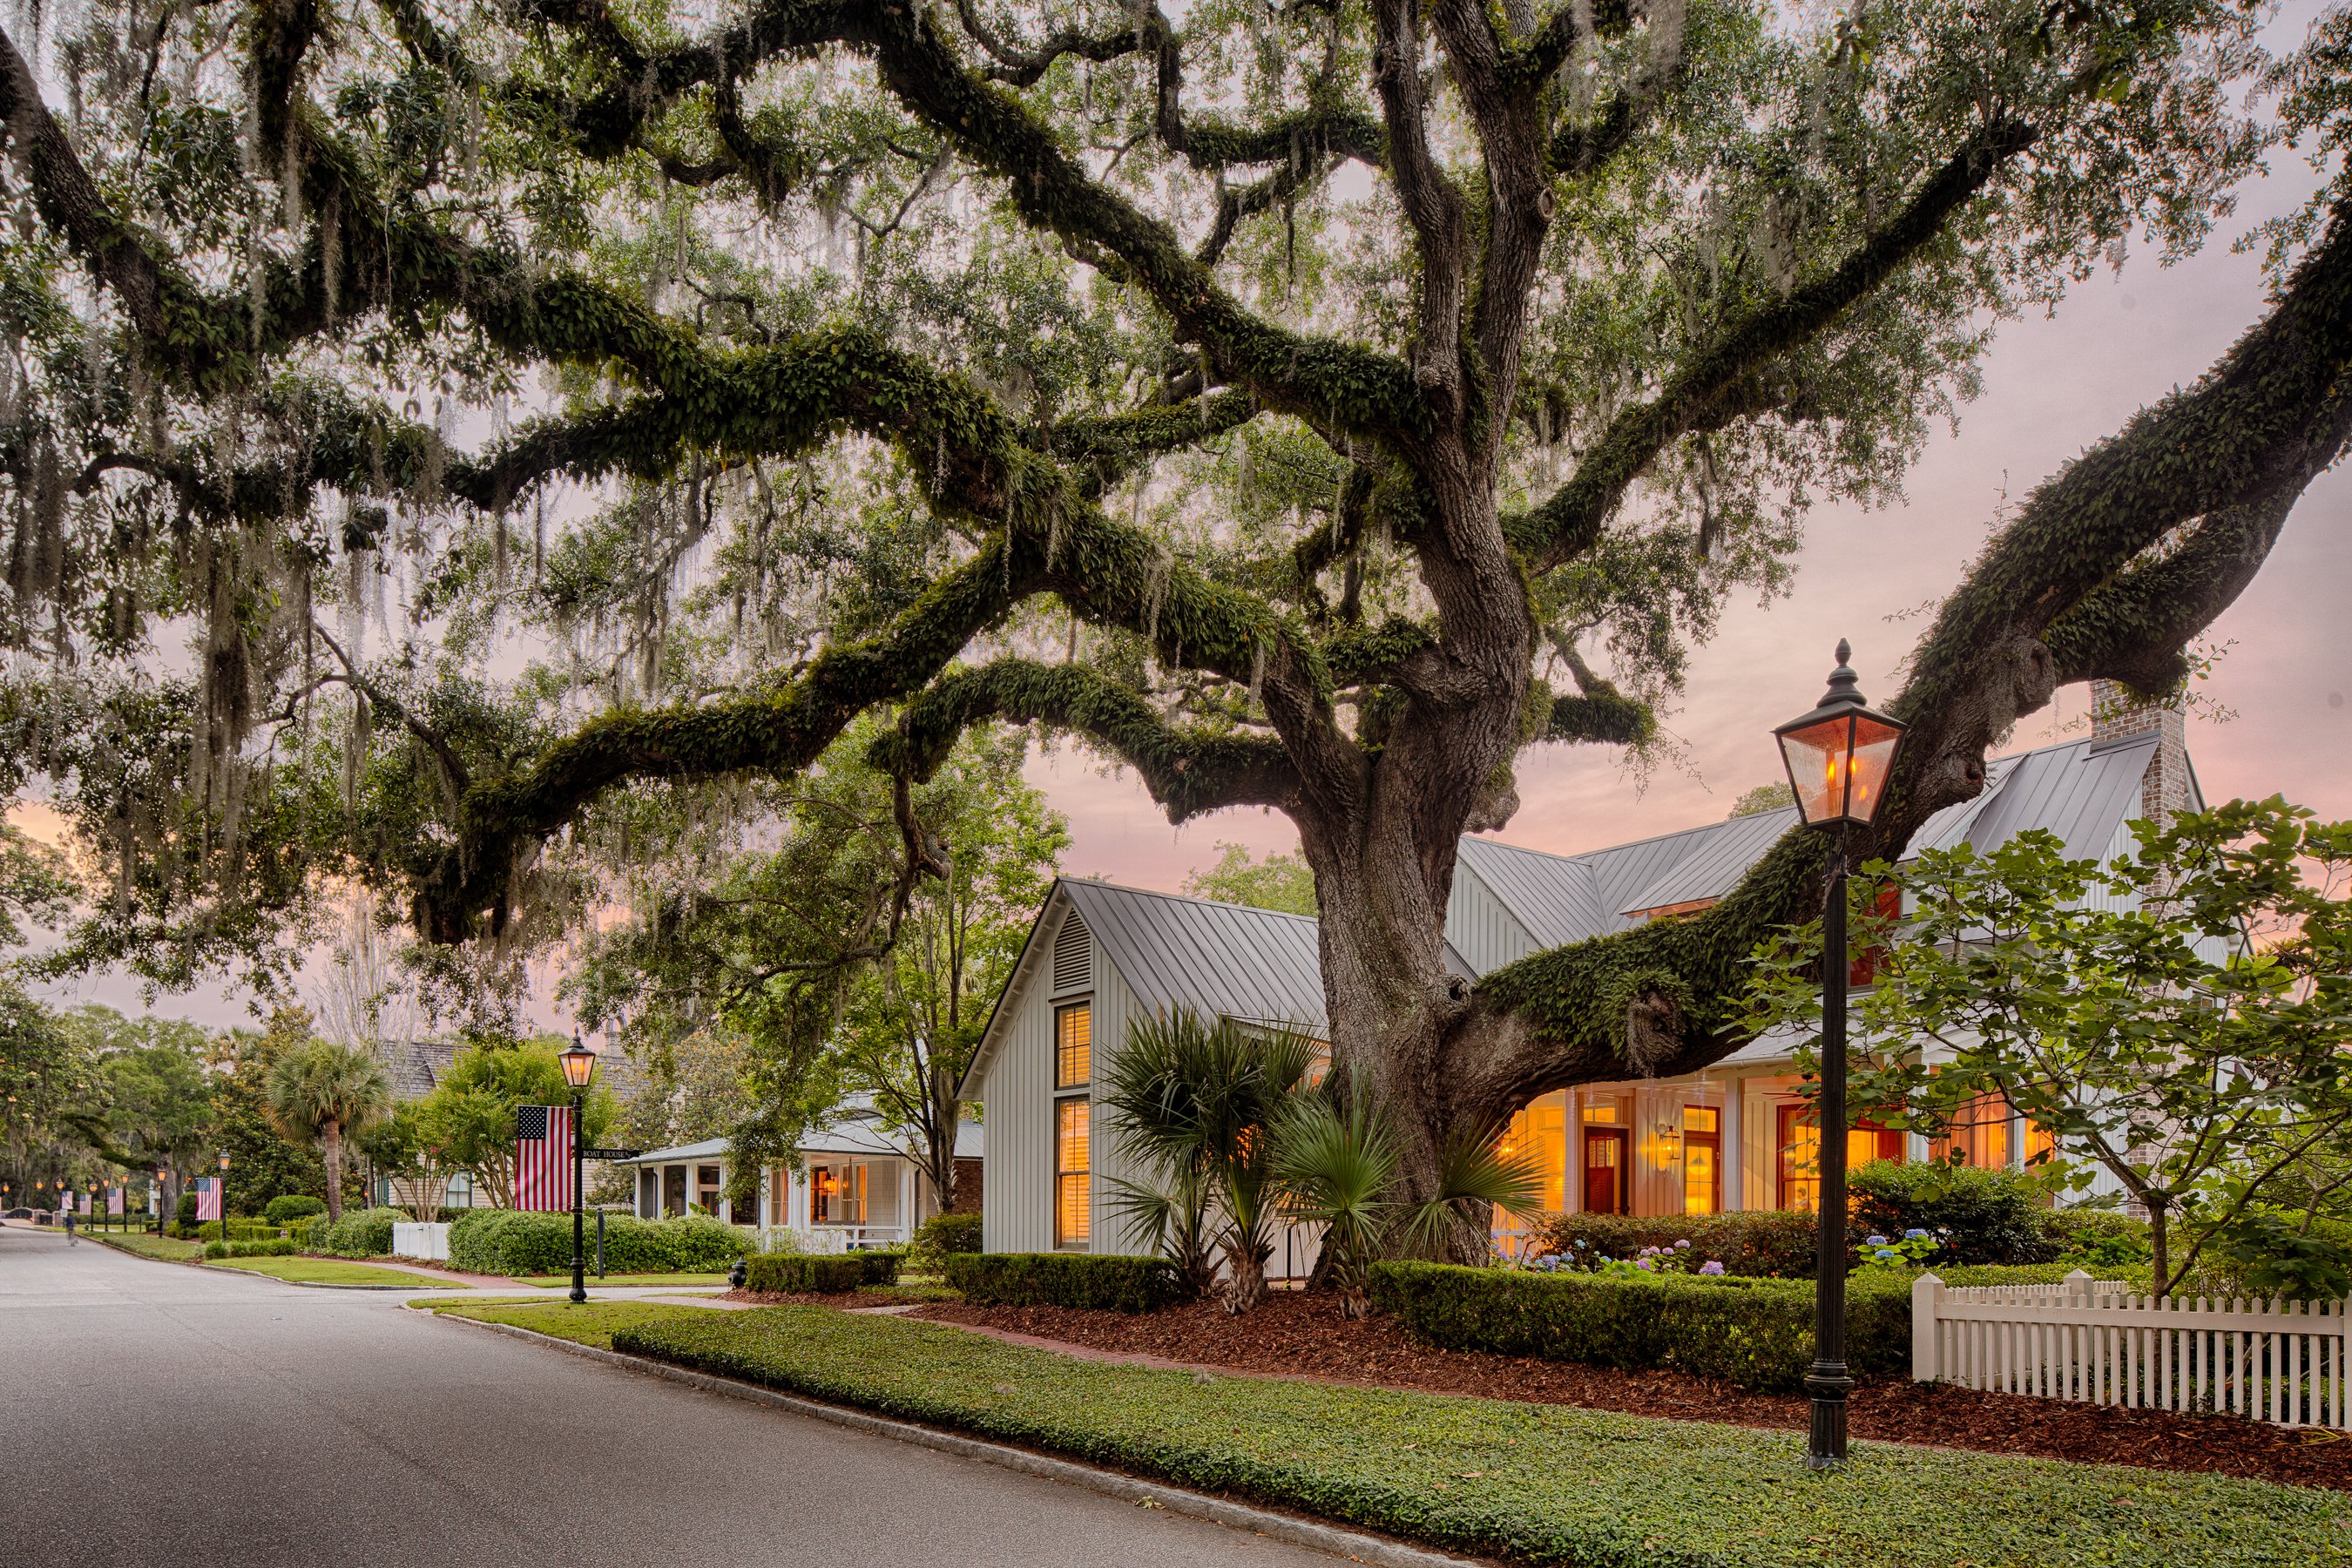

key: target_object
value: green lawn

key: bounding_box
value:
[515,1272,733,1288]
[90,1232,205,1262]
[457,1301,2349,1568]
[211,1255,464,1288]
[432,1298,713,1348]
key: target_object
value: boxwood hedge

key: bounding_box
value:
[447,1209,747,1276]
[745,1252,902,1294]
[310,1206,408,1257]
[1371,1261,2100,1391]
[206,1238,299,1260]
[585,1304,2348,1568]
[943,1252,1179,1313]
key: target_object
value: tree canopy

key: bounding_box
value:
[1,0,2347,1200]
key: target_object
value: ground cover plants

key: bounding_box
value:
[429,1299,713,1351]
[912,1291,2352,1490]
[591,1305,2348,1566]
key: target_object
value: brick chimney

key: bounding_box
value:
[2090,679,2191,828]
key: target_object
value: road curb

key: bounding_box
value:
[429,1309,1480,1568]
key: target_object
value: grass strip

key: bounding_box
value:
[431,1299,715,1349]
[593,1305,2350,1568]
[211,1256,463,1287]
[88,1233,205,1262]
[515,1272,733,1288]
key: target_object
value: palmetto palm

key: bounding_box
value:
[267,1041,392,1221]
[1274,1098,1545,1318]
[1101,1009,1318,1313]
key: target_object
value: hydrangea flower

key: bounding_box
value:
[1635,1256,1656,1270]
[1904,1228,1930,1240]
[1866,1234,1889,1247]
[1673,1239,1692,1251]
[1700,1260,1727,1276]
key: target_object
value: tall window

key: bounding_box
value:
[1683,1106,1721,1215]
[1777,1105,1903,1211]
[1055,1002,1092,1088]
[1056,1098,1092,1246]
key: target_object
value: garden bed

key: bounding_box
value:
[590,1303,2346,1567]
[911,1293,2352,1493]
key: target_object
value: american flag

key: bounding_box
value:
[106,1188,124,1215]
[194,1178,222,1222]
[515,1105,576,1212]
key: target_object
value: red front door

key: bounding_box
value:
[1583,1128,1629,1214]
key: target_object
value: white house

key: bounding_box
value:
[612,1098,983,1251]
[961,688,2203,1256]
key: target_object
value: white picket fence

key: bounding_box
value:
[1911,1269,2350,1427]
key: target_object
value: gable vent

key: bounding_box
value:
[1051,916,1092,995]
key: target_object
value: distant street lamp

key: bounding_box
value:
[1774,639,1907,1472]
[559,1034,599,1305]
[217,1151,232,1241]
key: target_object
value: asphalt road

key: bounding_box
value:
[1,1226,1334,1568]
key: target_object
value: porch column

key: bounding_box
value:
[1723,1078,1746,1213]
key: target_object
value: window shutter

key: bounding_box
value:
[1052,916,1091,995]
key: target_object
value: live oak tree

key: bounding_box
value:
[3,0,2349,1225]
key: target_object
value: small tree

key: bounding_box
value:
[419,1038,618,1209]
[1181,844,1319,917]
[267,1043,393,1223]
[1746,798,2352,1297]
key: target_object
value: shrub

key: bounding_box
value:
[174,1192,199,1230]
[313,1206,408,1257]
[745,1254,869,1294]
[915,1213,983,1255]
[263,1194,328,1225]
[1371,1260,2097,1391]
[1535,1211,1821,1278]
[943,1253,1179,1314]
[446,1210,747,1275]
[1848,1159,2057,1266]
[206,1238,299,1259]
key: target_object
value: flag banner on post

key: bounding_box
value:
[107,1189,124,1215]
[78,1193,90,1216]
[194,1178,223,1223]
[515,1105,577,1212]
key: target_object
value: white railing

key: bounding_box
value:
[754,1223,909,1254]
[1913,1268,2351,1428]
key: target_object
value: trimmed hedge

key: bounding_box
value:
[312,1206,408,1257]
[206,1238,299,1259]
[262,1194,328,1225]
[746,1254,871,1294]
[577,1304,2351,1568]
[943,1252,1179,1314]
[447,1209,747,1276]
[1371,1261,2099,1392]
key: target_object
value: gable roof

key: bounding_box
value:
[1062,878,1333,1033]
[1457,730,2165,951]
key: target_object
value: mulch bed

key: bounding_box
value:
[910,1293,2352,1492]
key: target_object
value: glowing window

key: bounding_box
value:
[1056,1098,1092,1247]
[1055,1003,1092,1089]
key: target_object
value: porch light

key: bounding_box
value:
[560,1033,599,1091]
[1774,641,1906,830]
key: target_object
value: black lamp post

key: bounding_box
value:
[559,1034,599,1305]
[1774,639,1906,1471]
[217,1151,232,1241]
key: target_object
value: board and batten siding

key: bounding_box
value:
[977,903,1073,1254]
[1443,866,1539,975]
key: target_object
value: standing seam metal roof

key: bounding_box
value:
[1459,732,2161,951]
